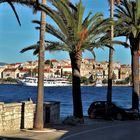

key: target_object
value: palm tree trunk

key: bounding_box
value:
[34,0,46,130]
[105,0,114,119]
[131,50,139,110]
[136,0,140,17]
[69,50,83,119]
[107,0,114,103]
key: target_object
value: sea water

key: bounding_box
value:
[0,84,133,117]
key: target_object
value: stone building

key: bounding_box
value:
[81,58,95,77]
[2,68,20,79]
[18,68,31,78]
[120,64,131,80]
[0,66,5,79]
[0,60,135,82]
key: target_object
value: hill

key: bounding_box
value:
[0,62,7,66]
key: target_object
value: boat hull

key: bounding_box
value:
[95,84,103,87]
[23,82,71,87]
[19,77,71,87]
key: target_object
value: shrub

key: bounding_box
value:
[116,80,128,85]
[81,77,89,85]
[102,78,108,84]
[6,77,17,82]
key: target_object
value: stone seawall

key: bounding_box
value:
[0,101,35,133]
[21,101,36,129]
[0,101,60,133]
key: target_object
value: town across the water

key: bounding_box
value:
[0,59,132,85]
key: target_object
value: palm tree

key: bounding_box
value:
[0,0,21,25]
[107,0,120,104]
[1,0,46,129]
[137,0,140,12]
[0,0,38,6]
[114,0,140,110]
[0,0,39,25]
[34,0,46,130]
[21,0,112,120]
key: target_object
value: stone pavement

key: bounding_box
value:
[0,117,134,140]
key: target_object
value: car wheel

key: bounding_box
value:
[89,109,96,119]
[116,113,123,120]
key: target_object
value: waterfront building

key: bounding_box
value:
[18,68,31,78]
[2,68,20,79]
[0,59,135,82]
[0,66,5,79]
[120,64,131,80]
[81,58,95,77]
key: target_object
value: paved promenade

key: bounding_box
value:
[0,117,140,140]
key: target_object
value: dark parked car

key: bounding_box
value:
[88,101,139,120]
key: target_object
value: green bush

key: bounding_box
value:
[6,77,17,82]
[81,77,89,85]
[102,79,108,84]
[116,80,128,85]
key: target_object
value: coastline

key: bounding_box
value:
[0,81,17,85]
[81,83,131,87]
[0,82,131,87]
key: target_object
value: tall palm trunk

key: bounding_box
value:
[130,35,140,110]
[34,0,46,130]
[107,0,114,103]
[131,49,139,110]
[69,50,83,119]
[137,0,140,17]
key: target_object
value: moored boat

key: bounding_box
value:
[18,77,71,87]
[95,80,103,87]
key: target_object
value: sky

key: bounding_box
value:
[0,0,131,64]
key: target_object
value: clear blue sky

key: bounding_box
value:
[0,0,131,64]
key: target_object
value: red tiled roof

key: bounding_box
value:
[8,64,16,66]
[8,63,21,67]
[51,59,58,62]
[16,63,21,65]
[20,69,30,72]
[63,66,71,68]
[3,68,17,72]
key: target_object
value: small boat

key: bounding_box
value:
[18,77,71,87]
[95,80,103,87]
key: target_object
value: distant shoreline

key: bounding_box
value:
[0,80,131,87]
[81,83,131,87]
[0,81,17,85]
[0,79,17,85]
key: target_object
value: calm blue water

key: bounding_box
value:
[0,84,133,117]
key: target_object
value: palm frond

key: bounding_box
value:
[23,0,117,58]
[115,0,140,39]
[6,0,21,26]
[45,41,70,52]
[38,3,69,37]
[33,20,67,43]
[20,44,38,53]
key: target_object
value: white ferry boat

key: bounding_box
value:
[18,77,71,87]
